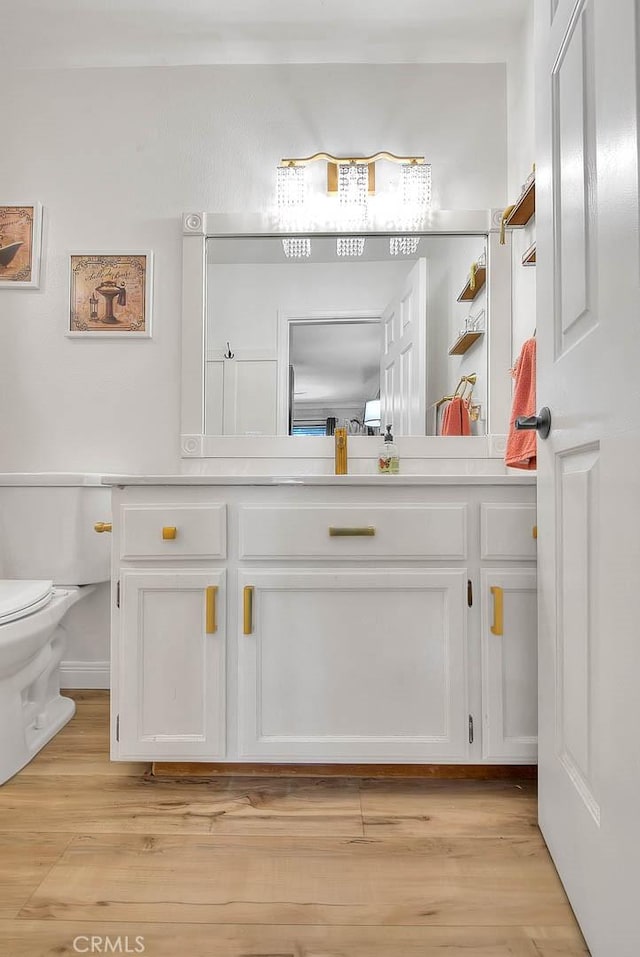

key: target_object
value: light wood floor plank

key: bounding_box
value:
[0,920,590,956]
[0,834,72,919]
[0,775,363,836]
[360,778,538,838]
[19,832,574,926]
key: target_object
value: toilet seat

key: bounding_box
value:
[0,580,55,626]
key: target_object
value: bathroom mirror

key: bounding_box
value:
[206,234,489,438]
[180,211,513,457]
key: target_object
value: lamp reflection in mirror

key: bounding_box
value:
[337,236,366,257]
[364,398,381,429]
[390,236,420,256]
[281,238,311,259]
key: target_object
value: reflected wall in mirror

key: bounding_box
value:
[206,234,488,437]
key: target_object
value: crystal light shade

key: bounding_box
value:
[281,238,311,259]
[277,165,306,208]
[338,163,369,212]
[390,236,420,256]
[401,162,432,210]
[336,236,366,257]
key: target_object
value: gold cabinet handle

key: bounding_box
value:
[533,525,538,540]
[490,586,504,636]
[162,526,178,540]
[243,586,254,636]
[329,527,376,537]
[94,522,112,533]
[205,586,218,634]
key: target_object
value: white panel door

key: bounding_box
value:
[117,570,226,760]
[536,0,640,952]
[481,569,537,762]
[380,259,427,435]
[238,569,468,762]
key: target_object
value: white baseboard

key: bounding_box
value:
[60,660,110,689]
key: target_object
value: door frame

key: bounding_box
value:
[276,310,383,435]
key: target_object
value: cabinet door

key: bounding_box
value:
[238,569,468,762]
[116,570,225,760]
[481,569,537,762]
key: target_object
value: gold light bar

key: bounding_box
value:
[278,152,426,195]
[278,151,426,166]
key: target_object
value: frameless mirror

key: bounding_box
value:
[205,234,488,437]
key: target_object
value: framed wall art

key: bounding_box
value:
[68,251,153,337]
[0,203,43,288]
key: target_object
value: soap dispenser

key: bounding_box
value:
[378,425,400,474]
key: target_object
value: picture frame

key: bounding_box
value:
[67,251,153,338]
[0,203,43,288]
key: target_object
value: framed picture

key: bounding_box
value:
[0,203,43,288]
[68,251,153,337]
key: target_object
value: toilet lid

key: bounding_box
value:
[0,580,55,625]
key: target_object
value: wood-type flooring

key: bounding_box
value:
[0,691,589,956]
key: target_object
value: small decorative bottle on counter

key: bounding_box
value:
[378,425,400,474]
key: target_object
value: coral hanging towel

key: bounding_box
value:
[441,396,472,436]
[505,337,537,470]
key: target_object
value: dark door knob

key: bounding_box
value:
[515,406,551,439]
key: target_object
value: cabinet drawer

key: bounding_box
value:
[239,505,467,560]
[480,504,537,561]
[120,505,226,560]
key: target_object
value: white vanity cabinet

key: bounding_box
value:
[108,478,537,766]
[478,503,538,761]
[238,568,469,761]
[117,569,226,760]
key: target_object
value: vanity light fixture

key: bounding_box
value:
[276,152,431,259]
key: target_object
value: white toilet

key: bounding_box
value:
[0,474,111,785]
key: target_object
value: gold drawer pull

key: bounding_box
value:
[490,586,504,636]
[243,586,254,636]
[94,522,112,533]
[329,527,376,537]
[205,586,218,634]
[162,526,178,540]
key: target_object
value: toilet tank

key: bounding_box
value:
[0,474,111,584]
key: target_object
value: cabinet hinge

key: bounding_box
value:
[468,714,474,745]
[116,580,120,609]
[467,579,473,607]
[116,714,120,742]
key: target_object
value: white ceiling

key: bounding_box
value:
[1,0,531,70]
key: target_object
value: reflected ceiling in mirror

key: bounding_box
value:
[206,234,488,437]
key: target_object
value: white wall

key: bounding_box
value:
[0,61,508,675]
[208,260,407,355]
[507,2,537,361]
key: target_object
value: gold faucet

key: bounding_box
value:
[334,427,348,474]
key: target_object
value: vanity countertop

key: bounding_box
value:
[101,473,536,487]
